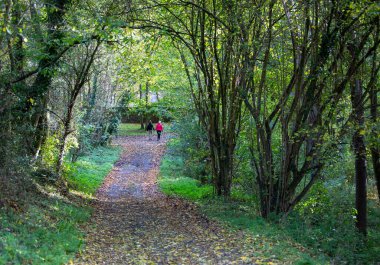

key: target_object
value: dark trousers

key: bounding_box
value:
[157,130,162,140]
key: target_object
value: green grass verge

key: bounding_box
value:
[66,146,122,194]
[200,199,329,264]
[0,145,121,265]
[0,199,90,265]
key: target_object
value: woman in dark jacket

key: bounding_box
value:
[146,120,154,140]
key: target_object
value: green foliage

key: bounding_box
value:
[291,182,380,264]
[72,108,122,160]
[233,117,257,195]
[82,109,121,147]
[40,134,60,169]
[200,199,329,264]
[117,91,132,117]
[36,133,78,183]
[128,101,174,123]
[366,200,380,262]
[295,182,334,217]
[66,146,121,194]
[106,109,121,137]
[149,101,174,121]
[74,124,97,155]
[169,115,211,183]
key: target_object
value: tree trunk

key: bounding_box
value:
[351,79,367,235]
[55,114,71,195]
[372,146,380,201]
[28,0,68,156]
[145,81,149,121]
[139,83,144,129]
[208,126,235,197]
[145,81,149,107]
[56,107,72,177]
[156,91,160,102]
[369,52,380,201]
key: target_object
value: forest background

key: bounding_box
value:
[0,0,379,264]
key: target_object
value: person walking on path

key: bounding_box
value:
[155,121,163,141]
[146,120,154,140]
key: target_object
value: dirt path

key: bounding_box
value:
[75,136,265,264]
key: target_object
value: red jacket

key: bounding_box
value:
[156,123,163,131]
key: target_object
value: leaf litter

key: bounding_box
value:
[74,136,276,264]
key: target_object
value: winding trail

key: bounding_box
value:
[75,136,266,264]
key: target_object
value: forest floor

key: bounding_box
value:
[74,135,274,264]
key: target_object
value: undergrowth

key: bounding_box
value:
[0,198,90,264]
[0,145,121,265]
[159,138,380,264]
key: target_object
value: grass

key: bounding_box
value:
[200,199,329,264]
[160,177,213,200]
[0,145,121,265]
[66,146,122,194]
[158,139,380,264]
[0,199,90,265]
[159,155,213,200]
[118,123,148,136]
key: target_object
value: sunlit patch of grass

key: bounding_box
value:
[160,177,213,200]
[66,146,121,195]
[159,154,213,200]
[118,123,147,136]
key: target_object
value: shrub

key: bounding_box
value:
[169,114,211,183]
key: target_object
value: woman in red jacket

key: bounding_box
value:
[155,121,163,141]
